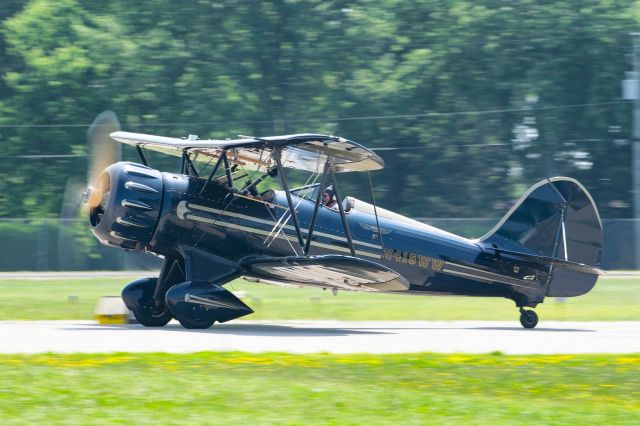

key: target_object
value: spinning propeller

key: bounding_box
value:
[81,111,121,211]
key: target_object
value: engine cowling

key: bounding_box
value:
[84,162,163,251]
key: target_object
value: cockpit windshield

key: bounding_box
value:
[290,183,320,202]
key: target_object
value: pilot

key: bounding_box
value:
[322,187,355,212]
[322,187,338,210]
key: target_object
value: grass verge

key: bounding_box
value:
[0,352,638,425]
[0,276,638,321]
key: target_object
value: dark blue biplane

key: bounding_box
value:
[83,132,603,329]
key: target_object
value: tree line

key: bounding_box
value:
[0,0,637,220]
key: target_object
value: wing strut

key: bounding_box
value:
[222,151,233,188]
[330,170,357,256]
[181,149,199,177]
[199,152,225,195]
[180,150,186,174]
[135,145,149,167]
[304,159,331,255]
[274,148,306,250]
[367,171,386,253]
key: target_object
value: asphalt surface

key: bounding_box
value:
[0,320,638,354]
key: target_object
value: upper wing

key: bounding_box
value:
[240,255,409,291]
[110,131,384,173]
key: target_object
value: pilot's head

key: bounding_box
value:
[322,187,335,205]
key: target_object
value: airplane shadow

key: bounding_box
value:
[67,323,595,335]
[470,326,595,332]
[68,323,391,337]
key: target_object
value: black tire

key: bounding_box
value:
[122,277,173,327]
[175,314,215,330]
[131,305,173,327]
[519,309,539,329]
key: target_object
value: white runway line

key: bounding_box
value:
[0,320,638,354]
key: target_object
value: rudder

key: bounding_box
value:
[480,177,603,297]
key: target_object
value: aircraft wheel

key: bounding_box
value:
[122,277,173,327]
[175,314,215,330]
[132,305,173,327]
[519,309,538,329]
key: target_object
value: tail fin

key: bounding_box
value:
[480,177,603,297]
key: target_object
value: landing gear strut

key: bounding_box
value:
[519,308,538,329]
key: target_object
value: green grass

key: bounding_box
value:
[0,276,638,321]
[0,353,638,425]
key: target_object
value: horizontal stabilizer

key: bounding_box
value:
[241,255,410,291]
[495,248,604,276]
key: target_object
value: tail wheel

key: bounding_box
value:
[519,309,539,329]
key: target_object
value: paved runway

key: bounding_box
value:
[0,320,638,354]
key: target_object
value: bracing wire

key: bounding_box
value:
[367,171,385,255]
[265,170,319,248]
[264,152,325,252]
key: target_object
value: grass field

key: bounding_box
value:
[0,276,638,321]
[0,352,637,425]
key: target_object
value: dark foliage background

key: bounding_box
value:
[0,0,636,221]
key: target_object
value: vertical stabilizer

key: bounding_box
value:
[480,177,603,297]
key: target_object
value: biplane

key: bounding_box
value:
[83,131,603,329]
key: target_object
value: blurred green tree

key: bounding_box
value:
[0,0,637,221]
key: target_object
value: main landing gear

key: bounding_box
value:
[519,308,539,329]
[121,277,173,327]
[122,250,255,330]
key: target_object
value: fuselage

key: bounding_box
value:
[89,161,550,306]
[147,170,528,299]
